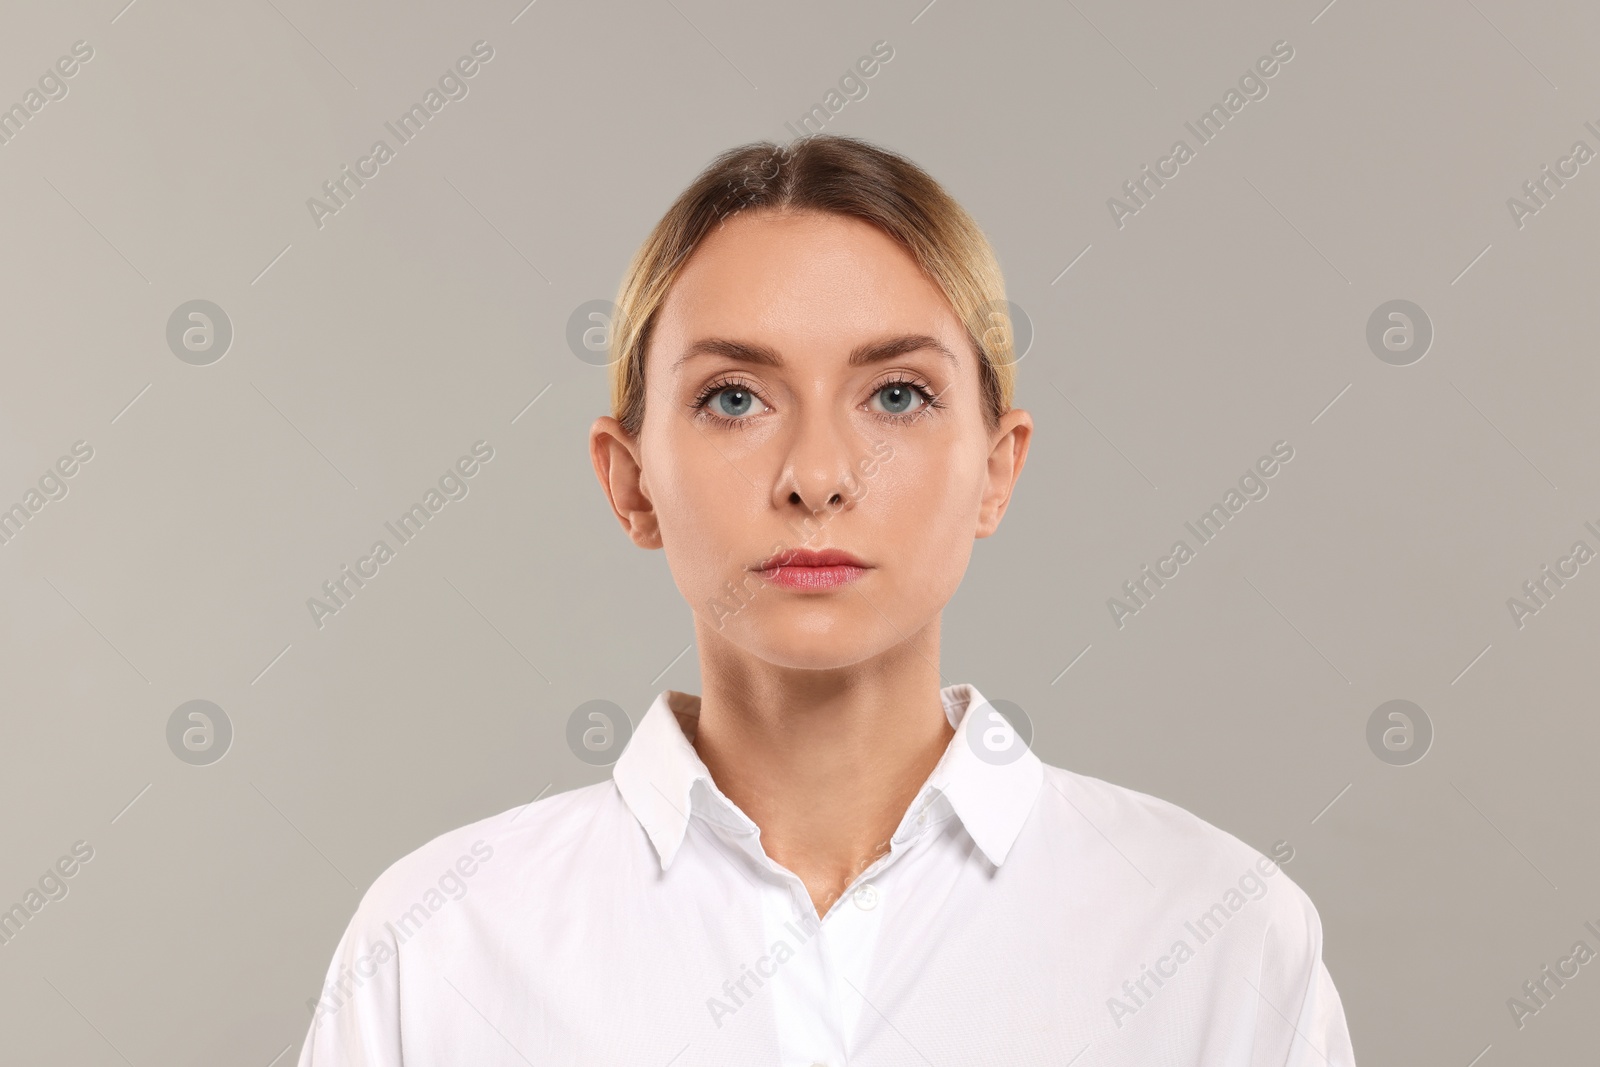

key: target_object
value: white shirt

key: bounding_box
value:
[296,682,1356,1066]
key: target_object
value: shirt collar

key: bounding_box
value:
[612,682,1044,873]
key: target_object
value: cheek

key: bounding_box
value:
[650,447,765,588]
[865,443,982,574]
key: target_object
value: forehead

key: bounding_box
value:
[651,210,967,358]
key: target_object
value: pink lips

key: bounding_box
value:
[754,548,870,590]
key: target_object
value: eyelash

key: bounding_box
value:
[689,375,944,429]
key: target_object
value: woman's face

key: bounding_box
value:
[592,208,1031,671]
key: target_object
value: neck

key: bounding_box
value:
[687,617,954,918]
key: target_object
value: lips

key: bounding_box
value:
[755,547,868,570]
[752,547,871,591]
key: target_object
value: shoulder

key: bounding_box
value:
[1035,762,1323,945]
[346,778,625,935]
[299,781,629,1051]
[1026,764,1351,1056]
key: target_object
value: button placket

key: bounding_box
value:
[826,865,887,1063]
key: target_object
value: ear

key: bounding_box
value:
[975,408,1032,539]
[589,416,662,549]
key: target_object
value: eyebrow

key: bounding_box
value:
[672,334,960,373]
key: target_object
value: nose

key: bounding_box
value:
[773,408,863,515]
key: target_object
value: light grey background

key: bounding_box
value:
[1,0,1596,1062]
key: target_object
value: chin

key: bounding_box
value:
[747,641,884,672]
[734,608,909,670]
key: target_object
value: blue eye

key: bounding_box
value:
[692,376,936,425]
[876,383,920,414]
[695,383,768,421]
[713,388,757,417]
[870,379,936,417]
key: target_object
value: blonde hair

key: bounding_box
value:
[607,134,1017,437]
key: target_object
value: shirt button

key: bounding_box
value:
[915,810,927,827]
[853,883,879,910]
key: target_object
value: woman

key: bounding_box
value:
[297,134,1356,1065]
